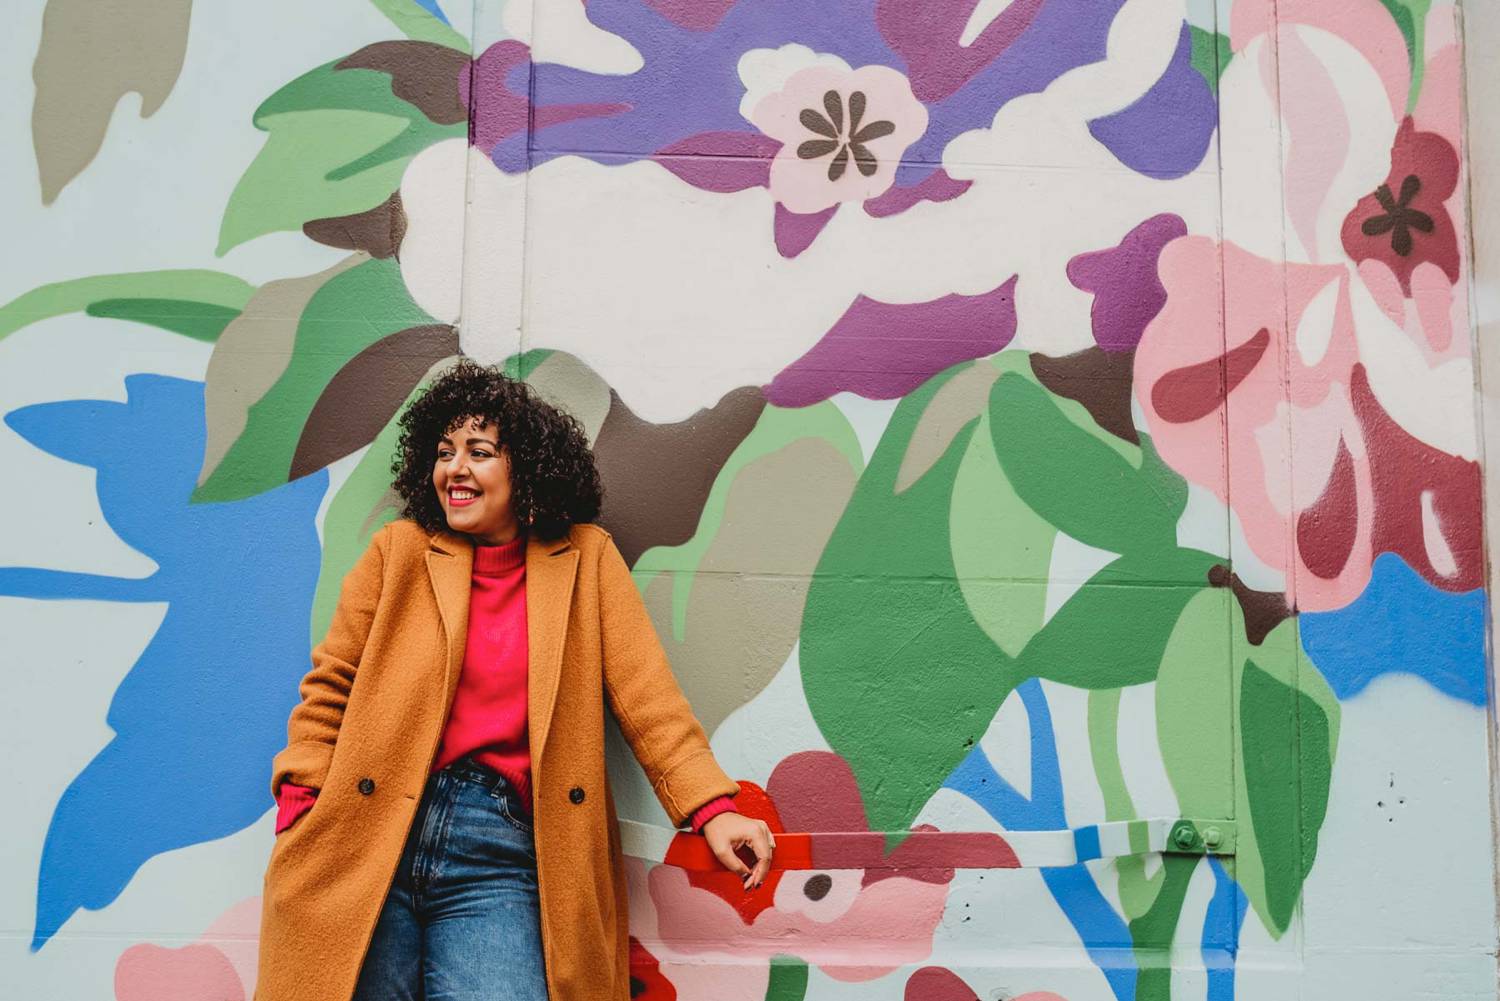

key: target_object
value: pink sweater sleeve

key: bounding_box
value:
[689,795,738,834]
[275,783,318,834]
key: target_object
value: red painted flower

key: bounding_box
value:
[1341,117,1460,295]
[628,937,677,1001]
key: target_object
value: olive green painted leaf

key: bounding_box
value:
[218,59,465,253]
[0,270,253,344]
[193,257,435,503]
[1158,596,1339,938]
[369,0,471,51]
[801,365,1018,838]
[633,402,862,736]
[988,365,1188,559]
[31,0,191,204]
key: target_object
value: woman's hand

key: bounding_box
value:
[702,813,776,890]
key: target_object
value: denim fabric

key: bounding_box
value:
[352,757,548,1001]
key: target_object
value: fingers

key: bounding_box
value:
[712,840,752,880]
[730,821,775,889]
[747,823,774,887]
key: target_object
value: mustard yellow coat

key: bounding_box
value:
[254,519,739,1001]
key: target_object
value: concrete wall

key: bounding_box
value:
[1,1,1495,999]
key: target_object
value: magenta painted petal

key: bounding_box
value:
[656,132,781,192]
[765,277,1019,407]
[534,101,632,131]
[643,0,739,30]
[864,169,973,218]
[877,0,1046,102]
[774,202,838,258]
[462,41,530,152]
[1066,213,1187,352]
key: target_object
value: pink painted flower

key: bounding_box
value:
[1135,3,1480,612]
[1136,239,1480,613]
[116,897,261,1001]
[749,65,927,214]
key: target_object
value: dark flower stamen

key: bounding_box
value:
[794,89,896,182]
[1361,173,1434,257]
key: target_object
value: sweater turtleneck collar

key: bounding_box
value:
[472,531,526,575]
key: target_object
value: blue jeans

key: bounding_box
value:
[351,758,548,1001]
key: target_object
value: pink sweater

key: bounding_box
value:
[276,533,736,835]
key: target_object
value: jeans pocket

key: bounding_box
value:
[489,789,534,835]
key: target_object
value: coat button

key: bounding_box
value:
[359,778,376,795]
[569,786,585,804]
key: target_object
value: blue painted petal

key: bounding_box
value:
[1087,22,1217,179]
[414,0,451,26]
[8,376,326,949]
[1203,857,1248,1001]
[1301,551,1488,705]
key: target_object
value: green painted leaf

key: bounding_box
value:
[952,356,1057,658]
[1189,26,1234,94]
[1241,657,1334,932]
[193,257,435,503]
[1128,854,1202,1001]
[1377,0,1431,110]
[219,61,464,253]
[1016,548,1219,690]
[989,366,1188,558]
[1154,589,1236,822]
[0,271,253,343]
[1158,597,1339,939]
[764,956,810,1001]
[369,0,471,51]
[801,366,1018,838]
[86,298,240,343]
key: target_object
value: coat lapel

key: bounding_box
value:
[426,530,475,706]
[526,532,579,763]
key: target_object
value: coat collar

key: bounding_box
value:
[424,526,580,764]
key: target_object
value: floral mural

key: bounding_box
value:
[0,0,1492,1000]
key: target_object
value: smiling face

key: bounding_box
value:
[432,416,519,545]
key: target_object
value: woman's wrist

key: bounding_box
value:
[689,795,738,833]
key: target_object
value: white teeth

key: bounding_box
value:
[451,490,477,499]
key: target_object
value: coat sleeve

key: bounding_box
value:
[269,525,389,800]
[596,531,740,827]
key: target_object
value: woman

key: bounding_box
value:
[254,360,775,1001]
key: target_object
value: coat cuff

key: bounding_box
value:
[653,748,740,828]
[274,784,318,834]
[689,795,738,834]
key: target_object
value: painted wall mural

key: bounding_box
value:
[1,0,1493,999]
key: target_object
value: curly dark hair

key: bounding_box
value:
[390,358,602,541]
